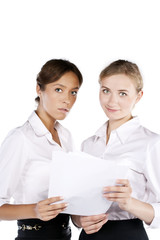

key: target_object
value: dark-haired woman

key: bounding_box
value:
[0,59,83,240]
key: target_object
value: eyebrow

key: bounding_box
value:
[118,89,129,92]
[101,86,129,92]
[53,84,79,89]
[101,86,109,89]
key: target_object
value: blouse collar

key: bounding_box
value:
[28,111,50,136]
[94,117,140,144]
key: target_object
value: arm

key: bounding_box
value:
[104,138,160,227]
[0,203,36,220]
[0,197,68,221]
[0,130,67,221]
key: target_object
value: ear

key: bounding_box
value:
[36,84,41,97]
[136,90,143,104]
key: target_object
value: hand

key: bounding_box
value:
[79,214,108,234]
[103,179,132,211]
[35,196,68,221]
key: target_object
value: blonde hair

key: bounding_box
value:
[99,60,143,93]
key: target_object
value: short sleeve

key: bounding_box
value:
[144,138,160,228]
[0,129,28,206]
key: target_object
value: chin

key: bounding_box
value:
[105,113,118,119]
[57,115,67,121]
[106,114,121,121]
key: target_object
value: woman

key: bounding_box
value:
[72,60,160,240]
[0,59,83,240]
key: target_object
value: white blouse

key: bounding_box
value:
[81,117,160,228]
[0,111,74,206]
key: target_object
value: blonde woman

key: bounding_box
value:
[72,60,160,240]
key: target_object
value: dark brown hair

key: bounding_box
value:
[35,59,83,102]
[99,60,143,93]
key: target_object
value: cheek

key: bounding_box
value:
[42,93,57,108]
[99,93,106,106]
[120,98,136,110]
[71,97,77,106]
[68,96,77,108]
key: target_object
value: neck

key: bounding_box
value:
[36,107,56,134]
[107,114,133,141]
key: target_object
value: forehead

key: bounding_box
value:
[100,74,136,90]
[49,72,80,88]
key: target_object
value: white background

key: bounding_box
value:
[0,0,160,239]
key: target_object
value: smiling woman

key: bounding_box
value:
[0,59,83,240]
[72,60,160,240]
[99,60,143,130]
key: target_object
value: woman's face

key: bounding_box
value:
[99,74,142,122]
[37,71,80,121]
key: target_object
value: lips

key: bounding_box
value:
[106,107,119,112]
[58,108,69,113]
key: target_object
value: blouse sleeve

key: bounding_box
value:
[144,137,160,228]
[0,129,28,206]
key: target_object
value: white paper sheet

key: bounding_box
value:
[48,151,129,216]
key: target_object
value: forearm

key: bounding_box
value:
[0,203,37,220]
[128,198,154,225]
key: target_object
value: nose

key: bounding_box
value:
[63,93,70,105]
[107,93,118,105]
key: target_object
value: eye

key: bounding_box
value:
[119,92,127,96]
[71,91,78,96]
[102,89,110,94]
[55,88,62,93]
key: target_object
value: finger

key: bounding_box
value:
[39,207,66,221]
[84,217,108,234]
[39,196,64,205]
[44,208,64,217]
[38,203,68,218]
[38,201,68,213]
[104,192,131,199]
[39,204,68,216]
[81,214,107,223]
[107,198,130,204]
[104,186,131,194]
[116,179,130,186]
[40,212,60,221]
[81,214,108,230]
[50,202,68,210]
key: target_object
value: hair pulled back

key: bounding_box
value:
[99,59,143,93]
[35,59,83,102]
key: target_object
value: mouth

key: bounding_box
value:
[106,107,119,112]
[58,108,69,113]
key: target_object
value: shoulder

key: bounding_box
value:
[82,122,106,145]
[137,125,160,153]
[81,134,97,153]
[82,134,96,145]
[81,122,107,152]
[0,125,29,166]
[139,125,160,143]
[3,127,25,142]
[0,122,29,149]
